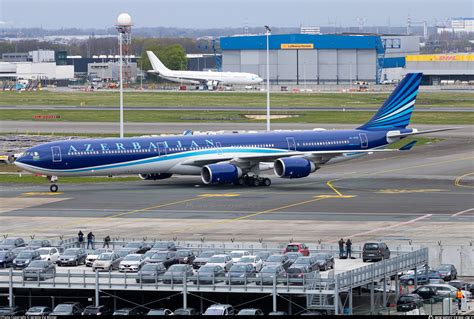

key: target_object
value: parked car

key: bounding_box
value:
[412,286,442,302]
[151,241,176,251]
[143,249,160,263]
[396,293,424,312]
[37,247,60,263]
[448,280,468,290]
[148,251,179,268]
[82,305,113,315]
[162,264,194,284]
[264,254,291,270]
[51,302,83,316]
[362,242,390,262]
[25,306,52,315]
[13,250,41,269]
[27,239,51,250]
[116,249,135,258]
[193,250,220,269]
[0,250,15,268]
[203,304,234,316]
[119,254,145,272]
[268,311,288,315]
[284,243,310,256]
[399,269,443,285]
[226,263,256,285]
[284,251,303,266]
[0,306,25,315]
[86,248,114,266]
[113,307,145,316]
[287,266,314,285]
[313,253,335,271]
[435,264,457,281]
[426,284,472,300]
[92,252,123,271]
[11,247,27,256]
[57,248,87,266]
[229,250,250,263]
[204,254,234,272]
[176,249,196,265]
[124,241,149,254]
[174,307,200,315]
[236,255,264,271]
[257,265,287,285]
[147,308,173,315]
[136,262,167,283]
[194,265,226,284]
[292,256,319,272]
[23,260,56,280]
[237,308,264,315]
[255,251,272,262]
[0,237,25,250]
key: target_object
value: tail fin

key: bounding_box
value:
[146,51,171,75]
[358,73,423,130]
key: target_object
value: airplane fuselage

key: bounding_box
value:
[15,129,404,177]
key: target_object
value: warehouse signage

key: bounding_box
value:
[280,44,314,49]
[406,54,474,62]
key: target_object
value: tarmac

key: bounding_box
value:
[1,135,472,248]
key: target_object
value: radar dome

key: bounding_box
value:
[117,13,132,26]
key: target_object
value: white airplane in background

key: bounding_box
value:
[147,51,263,89]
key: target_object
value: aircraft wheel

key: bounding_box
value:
[50,184,58,192]
[234,177,245,186]
[263,178,271,187]
[252,178,261,187]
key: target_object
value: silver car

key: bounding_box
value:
[86,248,114,267]
[92,252,122,271]
[119,254,145,272]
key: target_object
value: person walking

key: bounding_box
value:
[78,230,84,248]
[103,235,111,248]
[338,238,345,258]
[456,288,464,311]
[346,238,353,259]
[87,231,95,249]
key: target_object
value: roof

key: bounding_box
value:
[220,34,385,53]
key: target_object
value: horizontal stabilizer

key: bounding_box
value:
[399,140,417,151]
[388,127,460,138]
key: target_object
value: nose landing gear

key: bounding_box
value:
[48,176,59,192]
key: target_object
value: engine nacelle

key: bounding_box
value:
[201,164,242,185]
[139,173,173,180]
[274,157,317,179]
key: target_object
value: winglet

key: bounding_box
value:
[399,140,417,151]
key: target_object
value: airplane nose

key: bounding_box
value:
[256,77,263,83]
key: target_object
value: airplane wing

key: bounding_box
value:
[181,146,405,167]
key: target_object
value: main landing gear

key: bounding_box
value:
[48,176,59,192]
[234,175,271,187]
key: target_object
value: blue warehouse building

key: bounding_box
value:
[220,34,418,84]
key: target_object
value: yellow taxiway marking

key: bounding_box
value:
[107,197,205,218]
[199,193,240,197]
[376,188,445,194]
[454,172,474,188]
[21,192,64,196]
[314,194,356,199]
[326,180,346,197]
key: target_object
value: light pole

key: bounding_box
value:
[116,13,132,138]
[264,25,271,132]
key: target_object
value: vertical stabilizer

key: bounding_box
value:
[146,51,172,76]
[358,73,423,130]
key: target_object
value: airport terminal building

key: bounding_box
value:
[220,34,419,84]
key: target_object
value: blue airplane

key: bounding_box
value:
[15,73,455,192]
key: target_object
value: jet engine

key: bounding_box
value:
[201,163,242,185]
[207,80,219,90]
[274,157,317,179]
[139,173,173,180]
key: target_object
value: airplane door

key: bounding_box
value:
[286,137,296,151]
[157,142,167,156]
[359,133,368,148]
[51,146,62,162]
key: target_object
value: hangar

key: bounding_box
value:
[220,34,418,84]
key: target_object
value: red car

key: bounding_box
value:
[284,243,310,256]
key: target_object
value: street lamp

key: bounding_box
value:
[264,25,271,131]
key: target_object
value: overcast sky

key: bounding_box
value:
[0,0,472,29]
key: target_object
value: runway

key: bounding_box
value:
[1,121,472,138]
[1,137,472,246]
